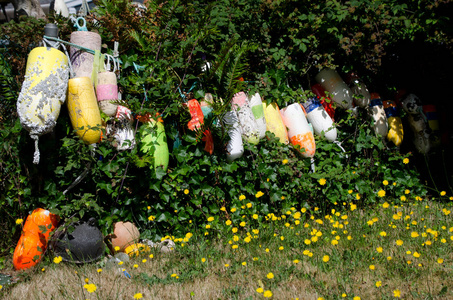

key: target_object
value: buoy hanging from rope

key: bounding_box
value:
[185,99,214,155]
[346,73,371,108]
[248,92,267,139]
[315,68,353,109]
[17,24,69,164]
[401,94,430,154]
[231,92,260,145]
[69,18,101,84]
[369,93,388,138]
[96,71,119,116]
[383,100,404,147]
[13,208,59,270]
[302,98,337,143]
[113,106,136,150]
[139,113,169,172]
[262,102,289,144]
[281,103,316,158]
[67,76,103,144]
[223,110,244,162]
[311,83,335,120]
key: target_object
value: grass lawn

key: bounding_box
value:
[1,194,452,299]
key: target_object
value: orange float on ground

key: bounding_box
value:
[13,208,59,270]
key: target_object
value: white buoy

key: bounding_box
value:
[248,92,267,139]
[223,110,244,161]
[231,92,260,145]
[402,94,430,154]
[315,68,353,109]
[302,98,337,142]
[281,103,315,158]
[369,93,388,138]
[347,73,371,108]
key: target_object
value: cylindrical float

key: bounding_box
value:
[223,110,244,161]
[231,92,260,145]
[383,100,404,147]
[13,208,59,270]
[402,94,430,154]
[311,83,335,120]
[262,102,289,144]
[248,93,267,139]
[96,71,119,116]
[17,47,69,164]
[113,106,136,150]
[346,73,371,108]
[315,68,353,109]
[70,31,102,83]
[139,113,169,172]
[67,77,102,144]
[423,104,441,147]
[281,103,315,158]
[369,93,388,137]
[302,98,337,142]
[185,99,214,154]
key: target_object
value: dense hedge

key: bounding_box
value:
[1,0,451,257]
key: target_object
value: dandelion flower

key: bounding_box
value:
[84,283,97,293]
[413,252,420,258]
[240,221,246,227]
[379,231,387,237]
[376,247,383,253]
[319,178,327,186]
[239,194,246,201]
[279,246,284,250]
[322,255,330,262]
[263,290,273,298]
[207,216,214,222]
[282,159,288,164]
[375,281,382,287]
[440,191,446,196]
[437,258,444,264]
[256,288,264,293]
[369,265,375,270]
[411,231,419,238]
[353,297,361,300]
[396,240,403,246]
[134,293,143,299]
[378,190,386,198]
[383,180,389,186]
[348,190,353,194]
[226,220,232,225]
[393,289,401,298]
[293,259,300,264]
[16,219,23,225]
[97,268,102,273]
[405,189,410,194]
[242,261,246,266]
[53,256,62,264]
[383,202,389,208]
[255,191,264,198]
[403,158,409,164]
[267,272,274,279]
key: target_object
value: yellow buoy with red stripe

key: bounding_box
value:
[383,100,404,147]
[262,102,288,144]
[67,77,102,144]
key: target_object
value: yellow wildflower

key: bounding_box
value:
[403,158,409,164]
[377,190,386,198]
[53,256,63,264]
[255,191,264,198]
[84,283,97,293]
[134,293,143,299]
[319,178,327,186]
[184,189,189,194]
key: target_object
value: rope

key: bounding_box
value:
[334,140,348,159]
[31,134,40,164]
[310,157,316,173]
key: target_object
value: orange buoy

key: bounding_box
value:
[111,221,140,252]
[13,208,59,270]
[185,99,214,154]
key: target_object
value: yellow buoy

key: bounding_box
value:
[67,77,102,144]
[17,47,69,164]
[262,102,288,144]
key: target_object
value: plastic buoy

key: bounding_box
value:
[223,110,244,161]
[369,93,388,137]
[248,93,267,139]
[139,113,169,172]
[423,104,441,147]
[281,103,315,157]
[231,92,260,145]
[13,208,59,270]
[17,47,69,164]
[70,30,102,83]
[96,71,118,116]
[302,98,337,142]
[383,100,404,147]
[67,77,103,144]
[315,68,353,109]
[112,222,140,252]
[311,83,335,120]
[262,102,288,144]
[185,99,214,155]
[402,94,430,154]
[346,73,371,108]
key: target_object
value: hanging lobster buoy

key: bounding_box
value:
[248,93,267,139]
[231,92,260,145]
[311,83,335,120]
[302,98,337,143]
[139,113,169,172]
[262,102,288,144]
[13,208,59,270]
[17,43,69,164]
[185,99,214,155]
[69,20,102,83]
[346,73,371,108]
[113,106,136,150]
[96,71,119,116]
[67,76,103,144]
[223,110,244,161]
[315,68,353,109]
[383,100,404,147]
[369,93,388,137]
[281,103,315,158]
[423,104,441,147]
[402,94,430,154]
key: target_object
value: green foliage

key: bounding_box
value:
[1,0,449,258]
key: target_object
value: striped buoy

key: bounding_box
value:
[17,47,69,164]
[315,68,353,109]
[281,103,315,158]
[67,77,102,144]
[96,71,118,116]
[139,113,169,172]
[185,99,214,155]
[262,102,289,144]
[13,208,59,270]
[302,98,337,143]
[311,84,335,120]
[113,106,136,150]
[248,93,267,139]
[70,31,102,83]
[401,94,430,154]
[369,93,388,137]
[231,92,260,145]
[383,100,404,147]
[223,110,244,161]
[347,73,371,108]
